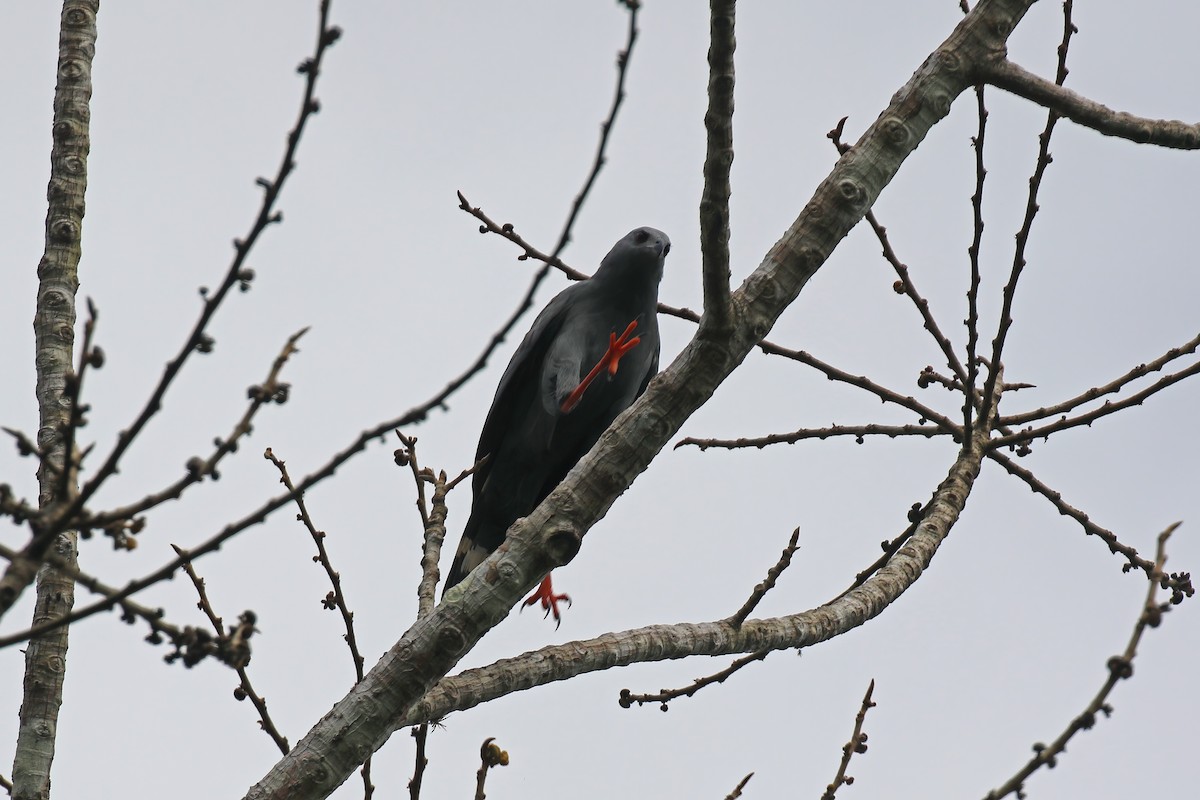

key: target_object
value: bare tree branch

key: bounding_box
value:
[999,330,1200,426]
[677,423,950,451]
[84,328,308,535]
[174,546,289,755]
[983,523,1182,799]
[725,773,754,800]
[397,414,996,735]
[729,528,800,627]
[821,680,877,800]
[473,738,509,800]
[981,59,1200,149]
[977,0,1075,430]
[964,83,988,446]
[618,649,770,711]
[11,1,98,793]
[828,119,968,388]
[26,2,343,558]
[985,450,1193,601]
[700,0,735,329]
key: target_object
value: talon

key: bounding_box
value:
[560,320,641,414]
[522,574,572,628]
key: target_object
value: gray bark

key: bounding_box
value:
[12,2,98,798]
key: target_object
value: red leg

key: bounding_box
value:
[560,320,641,414]
[522,573,572,628]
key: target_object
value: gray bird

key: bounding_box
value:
[443,227,671,622]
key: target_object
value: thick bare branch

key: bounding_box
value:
[398,414,995,734]
[700,0,735,329]
[981,59,1200,149]
[12,1,98,794]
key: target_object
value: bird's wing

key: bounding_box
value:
[636,343,659,397]
[472,283,583,494]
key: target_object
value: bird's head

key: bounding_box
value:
[593,226,670,285]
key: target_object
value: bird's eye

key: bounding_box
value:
[662,243,671,256]
[635,230,649,244]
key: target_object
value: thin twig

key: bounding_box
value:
[56,298,100,507]
[0,0,340,622]
[677,423,951,451]
[986,450,1193,602]
[725,773,754,800]
[45,3,341,539]
[978,0,1075,428]
[1000,331,1200,426]
[0,539,267,674]
[756,341,964,436]
[474,738,509,800]
[821,680,877,800]
[964,83,988,448]
[264,449,365,679]
[618,650,770,711]
[263,447,371,796]
[407,723,429,800]
[982,522,1181,800]
[173,545,289,754]
[729,528,799,627]
[552,2,640,256]
[828,119,968,388]
[836,503,928,600]
[394,432,431,528]
[86,329,308,534]
[990,359,1200,452]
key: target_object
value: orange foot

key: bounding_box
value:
[522,574,572,628]
[559,320,641,414]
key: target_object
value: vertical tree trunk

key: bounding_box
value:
[12,2,98,797]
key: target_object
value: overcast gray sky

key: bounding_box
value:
[1,2,1197,798]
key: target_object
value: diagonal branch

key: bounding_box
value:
[985,450,1193,601]
[999,331,1200,426]
[86,328,308,535]
[988,359,1200,451]
[729,528,800,627]
[982,524,1181,799]
[399,415,995,733]
[828,119,968,389]
[175,547,290,755]
[980,59,1200,150]
[32,2,342,552]
[821,680,877,800]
